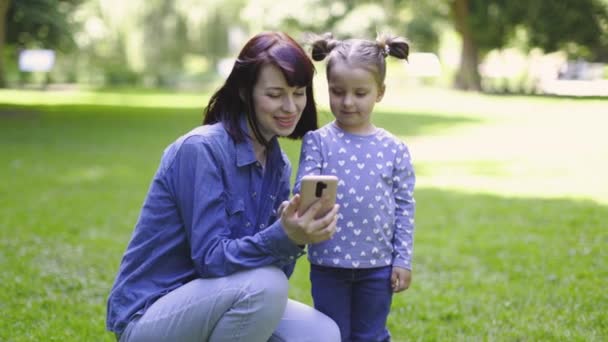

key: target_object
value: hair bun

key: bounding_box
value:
[310,32,338,61]
[377,33,410,61]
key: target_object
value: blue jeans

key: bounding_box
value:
[310,264,393,342]
[118,266,340,342]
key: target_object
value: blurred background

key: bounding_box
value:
[1,0,607,94]
[1,0,607,341]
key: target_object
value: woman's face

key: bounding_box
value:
[251,64,307,141]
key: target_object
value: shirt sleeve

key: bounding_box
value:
[277,161,298,278]
[169,139,303,278]
[392,142,416,270]
[293,131,323,194]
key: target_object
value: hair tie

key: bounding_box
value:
[382,45,390,57]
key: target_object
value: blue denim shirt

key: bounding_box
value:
[106,120,304,334]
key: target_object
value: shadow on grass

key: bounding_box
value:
[0,104,202,151]
[373,110,479,137]
[483,91,608,101]
[1,104,479,146]
[316,108,479,137]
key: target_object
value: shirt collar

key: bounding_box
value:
[235,115,286,171]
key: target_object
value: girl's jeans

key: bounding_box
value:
[310,264,393,342]
[118,266,340,342]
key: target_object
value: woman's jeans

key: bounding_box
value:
[310,264,393,342]
[117,266,340,342]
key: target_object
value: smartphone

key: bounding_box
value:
[298,175,339,218]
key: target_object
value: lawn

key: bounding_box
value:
[0,86,606,341]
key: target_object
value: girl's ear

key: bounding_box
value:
[376,84,386,102]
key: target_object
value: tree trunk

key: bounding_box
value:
[451,0,482,91]
[0,0,11,88]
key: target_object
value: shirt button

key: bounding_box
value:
[252,192,257,198]
[246,222,251,227]
[259,224,265,229]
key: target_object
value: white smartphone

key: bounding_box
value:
[298,175,339,218]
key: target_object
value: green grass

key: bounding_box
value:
[1,86,606,341]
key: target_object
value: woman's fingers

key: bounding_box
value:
[306,205,339,242]
[282,194,300,218]
[281,195,339,244]
[277,201,288,217]
[298,197,324,221]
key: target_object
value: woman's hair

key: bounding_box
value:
[204,31,318,146]
[310,32,409,87]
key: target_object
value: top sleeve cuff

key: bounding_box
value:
[259,221,305,261]
[393,258,412,271]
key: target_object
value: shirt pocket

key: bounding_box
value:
[225,195,246,236]
[267,193,281,222]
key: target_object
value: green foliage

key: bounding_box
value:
[6,0,82,51]
[103,64,142,86]
[466,0,608,60]
[406,17,440,52]
[522,0,608,61]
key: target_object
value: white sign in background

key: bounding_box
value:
[19,49,55,72]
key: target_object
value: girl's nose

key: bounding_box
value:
[343,94,354,107]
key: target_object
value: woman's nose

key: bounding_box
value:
[282,96,297,112]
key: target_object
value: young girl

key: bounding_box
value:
[295,33,415,342]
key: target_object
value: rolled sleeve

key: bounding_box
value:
[259,221,306,261]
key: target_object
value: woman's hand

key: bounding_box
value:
[391,267,412,293]
[279,194,339,245]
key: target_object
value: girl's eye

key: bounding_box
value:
[295,91,306,97]
[267,93,281,98]
[356,92,368,97]
[331,89,344,96]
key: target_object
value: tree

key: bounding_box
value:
[0,0,81,87]
[449,0,608,90]
[141,0,189,86]
[523,0,608,61]
[0,0,11,87]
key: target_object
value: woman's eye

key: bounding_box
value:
[356,92,368,97]
[267,93,281,98]
[295,91,305,97]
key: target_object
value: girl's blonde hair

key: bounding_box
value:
[310,32,409,87]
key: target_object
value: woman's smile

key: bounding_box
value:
[275,115,298,128]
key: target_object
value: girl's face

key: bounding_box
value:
[251,64,307,141]
[327,62,385,135]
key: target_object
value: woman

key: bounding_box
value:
[106,32,341,342]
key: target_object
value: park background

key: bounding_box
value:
[0,0,607,341]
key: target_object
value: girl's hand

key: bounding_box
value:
[391,267,412,293]
[280,194,339,245]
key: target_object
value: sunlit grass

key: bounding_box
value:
[0,88,210,108]
[381,87,608,204]
[1,87,606,341]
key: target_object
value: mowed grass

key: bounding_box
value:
[0,87,606,341]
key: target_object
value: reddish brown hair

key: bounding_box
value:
[204,32,318,145]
